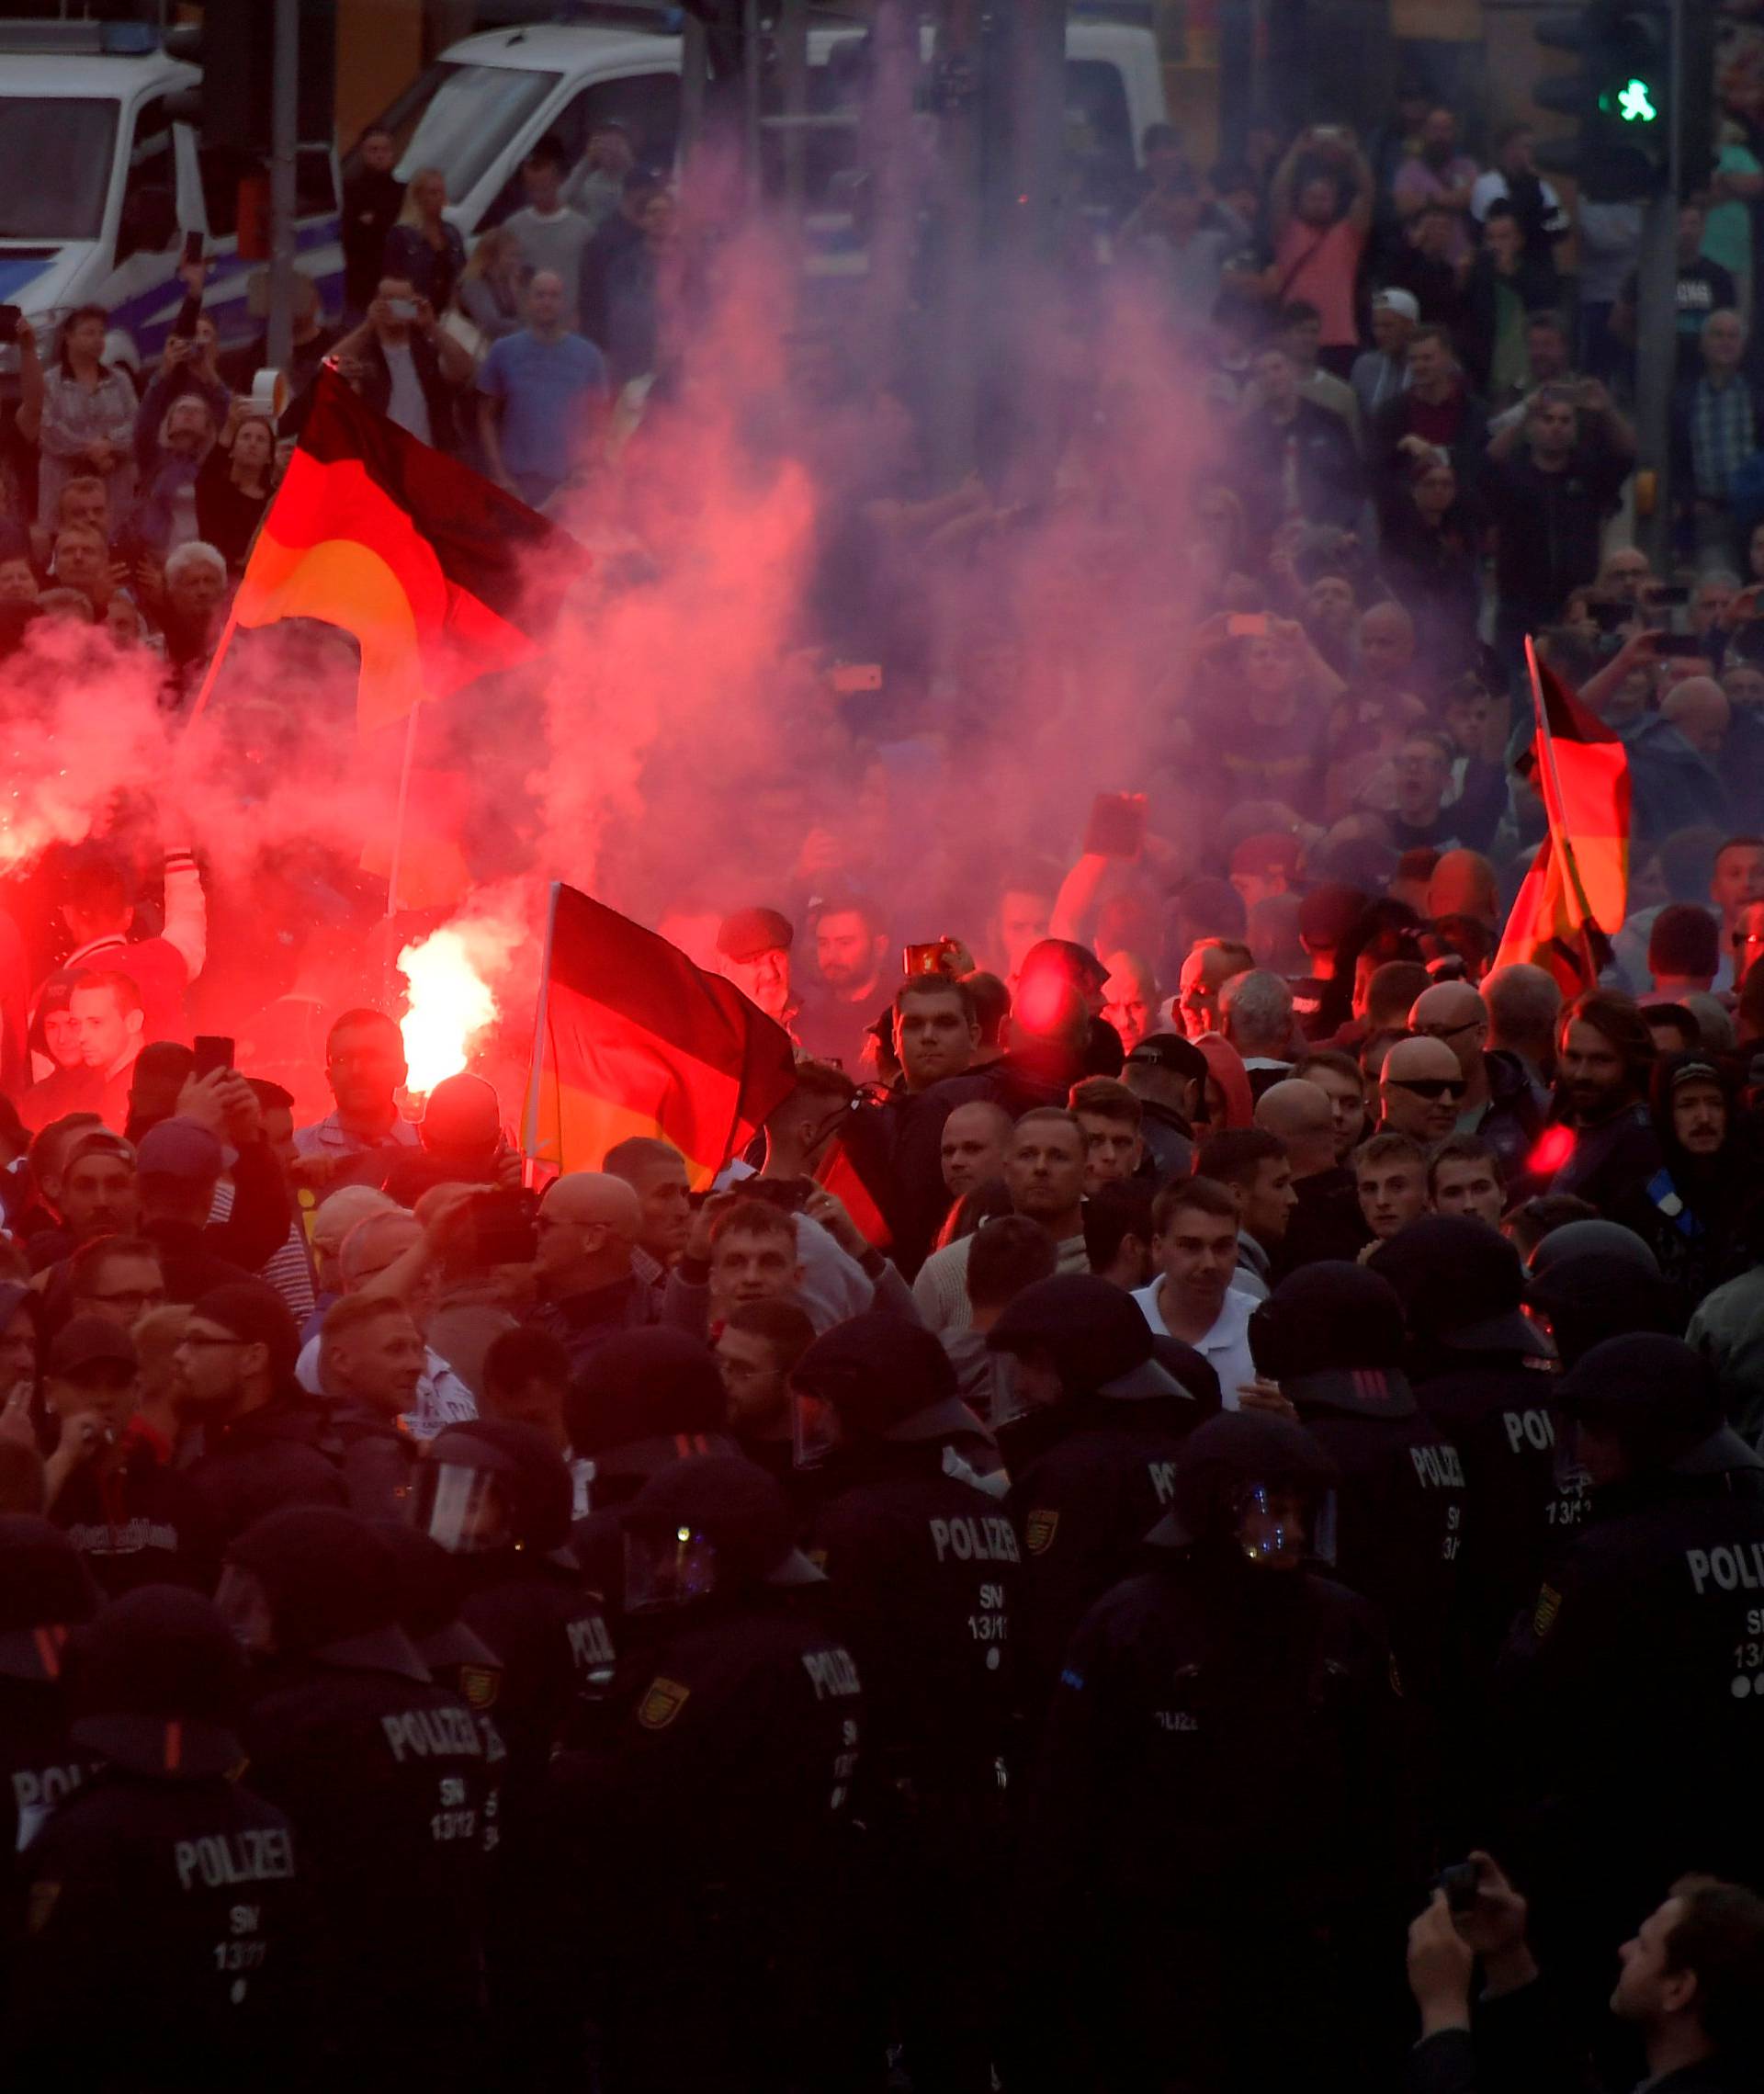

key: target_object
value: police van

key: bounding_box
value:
[363,10,1170,261]
[0,18,340,380]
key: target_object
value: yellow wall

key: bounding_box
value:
[334,0,426,150]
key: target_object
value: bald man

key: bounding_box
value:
[1258,1077,1371,1273]
[1426,849,1500,928]
[1660,675,1730,759]
[1377,1035,1465,1142]
[521,1171,653,1372]
[1409,979,1544,1177]
[1101,951,1160,1055]
[940,1099,1014,1202]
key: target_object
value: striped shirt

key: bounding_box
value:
[1690,374,1755,501]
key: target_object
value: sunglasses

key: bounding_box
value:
[1388,1077,1467,1101]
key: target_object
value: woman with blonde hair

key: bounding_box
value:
[382,165,467,315]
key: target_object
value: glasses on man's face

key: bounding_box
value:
[1388,1077,1467,1101]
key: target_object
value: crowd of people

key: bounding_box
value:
[6,40,1764,2094]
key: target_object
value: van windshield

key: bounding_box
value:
[392,63,562,204]
[0,97,119,242]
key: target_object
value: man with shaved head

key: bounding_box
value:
[1409,979,1544,1176]
[1258,1076,1371,1273]
[1377,1034,1465,1142]
[940,1099,1013,1203]
[523,1171,652,1371]
[1660,675,1730,760]
[1100,951,1161,1054]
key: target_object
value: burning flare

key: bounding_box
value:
[399,927,499,1095]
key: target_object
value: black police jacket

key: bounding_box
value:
[1023,1552,1408,1921]
[1287,1370,1467,1708]
[1411,1348,1579,1676]
[456,1554,616,1797]
[50,1443,220,1596]
[1004,1393,1196,1718]
[321,1404,418,1523]
[550,1593,863,1895]
[242,1657,498,2054]
[6,1767,311,2088]
[808,1438,1018,1788]
[0,1675,88,1871]
[1495,1432,1764,1889]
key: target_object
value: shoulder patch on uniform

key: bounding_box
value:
[458,1664,499,1712]
[1024,1510,1059,1556]
[1532,1584,1562,1639]
[26,1881,60,1935]
[637,1676,691,1730]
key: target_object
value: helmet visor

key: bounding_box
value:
[790,1385,838,1471]
[622,1522,722,1612]
[1230,1481,1335,1569]
[214,1562,275,1657]
[411,1461,513,1556]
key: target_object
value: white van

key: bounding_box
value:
[364,13,1170,255]
[0,21,340,380]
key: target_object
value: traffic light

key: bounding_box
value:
[164,0,334,158]
[1533,1,1670,201]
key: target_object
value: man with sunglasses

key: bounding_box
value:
[292,1008,419,1193]
[1377,1035,1467,1142]
[1409,980,1543,1179]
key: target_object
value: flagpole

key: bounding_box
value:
[177,607,243,738]
[522,879,561,1171]
[1524,637,1603,989]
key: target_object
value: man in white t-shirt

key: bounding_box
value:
[503,132,594,312]
[1133,1175,1260,1409]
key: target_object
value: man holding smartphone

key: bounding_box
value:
[332,275,475,449]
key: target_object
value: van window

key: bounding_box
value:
[0,96,119,241]
[480,72,680,229]
[1064,59,1134,214]
[118,96,177,261]
[396,62,564,203]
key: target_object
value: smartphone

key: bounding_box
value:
[831,662,884,694]
[1647,583,1690,607]
[1437,1861,1481,1915]
[0,305,20,338]
[181,229,205,266]
[1084,790,1148,860]
[743,1176,813,1215]
[1227,612,1270,638]
[1653,633,1708,659]
[469,1186,538,1265]
[1586,597,1626,632]
[903,938,961,979]
[388,297,418,321]
[1313,125,1344,141]
[192,1035,235,1080]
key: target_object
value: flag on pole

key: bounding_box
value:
[525,885,799,1189]
[812,1115,894,1251]
[1493,640,1631,990]
[232,368,569,732]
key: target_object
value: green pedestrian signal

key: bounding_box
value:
[1616,77,1657,123]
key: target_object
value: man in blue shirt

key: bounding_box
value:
[475,271,608,510]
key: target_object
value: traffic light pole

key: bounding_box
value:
[266,0,299,375]
[1633,0,1682,568]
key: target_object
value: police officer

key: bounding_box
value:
[1370,1217,1580,1682]
[1012,1412,1408,2093]
[375,1519,506,1747]
[1524,1246,1680,1368]
[792,1311,1018,2093]
[6,1586,311,2088]
[547,1454,865,2093]
[411,1420,615,2088]
[1249,1263,1467,1718]
[219,1505,497,2089]
[986,1273,1213,1716]
[563,1327,742,1606]
[1494,1334,1764,2013]
[0,1516,97,1866]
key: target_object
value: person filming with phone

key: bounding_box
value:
[332,273,475,451]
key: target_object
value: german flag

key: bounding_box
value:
[525,884,798,1189]
[232,367,568,732]
[1494,640,1630,991]
[812,1110,894,1251]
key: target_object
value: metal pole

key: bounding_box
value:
[1635,0,1685,568]
[680,11,707,167]
[266,0,299,373]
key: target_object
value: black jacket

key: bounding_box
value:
[184,1393,345,1544]
[49,1442,220,1595]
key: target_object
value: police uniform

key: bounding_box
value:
[6,1587,312,2090]
[548,1456,865,2093]
[1012,1413,1410,2093]
[1495,1336,1764,2000]
[226,1509,498,2088]
[0,1518,98,1866]
[797,1316,1020,2093]
[1253,1267,1468,1718]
